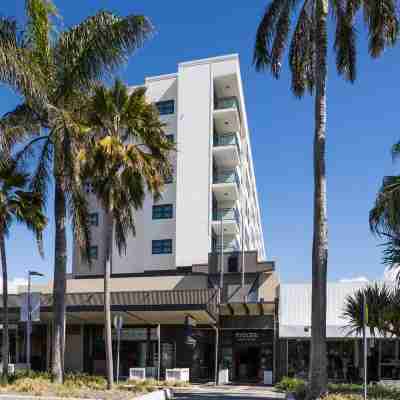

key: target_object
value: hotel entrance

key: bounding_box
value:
[221,330,274,383]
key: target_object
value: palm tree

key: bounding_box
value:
[0,159,46,383]
[78,80,173,388]
[0,0,154,383]
[253,1,398,397]
[343,283,400,337]
[370,143,400,274]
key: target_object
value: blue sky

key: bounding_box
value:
[0,0,398,285]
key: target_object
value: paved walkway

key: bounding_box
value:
[174,385,285,400]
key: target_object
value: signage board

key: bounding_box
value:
[20,293,40,322]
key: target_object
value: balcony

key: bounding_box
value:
[212,207,240,235]
[212,236,240,253]
[213,97,240,134]
[213,132,240,168]
[212,171,240,201]
[215,97,239,111]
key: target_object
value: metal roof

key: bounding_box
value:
[279,282,371,338]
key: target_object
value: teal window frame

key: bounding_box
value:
[155,100,174,115]
[152,204,173,220]
[152,239,172,254]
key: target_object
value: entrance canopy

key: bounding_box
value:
[0,288,219,326]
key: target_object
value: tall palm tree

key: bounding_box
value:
[0,0,154,383]
[254,1,398,397]
[79,80,173,388]
[0,159,46,383]
[370,143,400,274]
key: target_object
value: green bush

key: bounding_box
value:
[328,383,363,394]
[324,395,361,400]
[276,377,306,393]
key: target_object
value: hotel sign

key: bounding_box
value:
[235,332,259,343]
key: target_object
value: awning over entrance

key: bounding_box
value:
[0,288,219,326]
[219,301,275,317]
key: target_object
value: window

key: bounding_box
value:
[152,204,173,219]
[155,100,174,115]
[89,212,99,226]
[152,239,172,255]
[89,246,98,260]
[164,167,174,184]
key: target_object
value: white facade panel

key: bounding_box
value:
[175,63,212,266]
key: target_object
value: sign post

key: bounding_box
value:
[113,315,123,384]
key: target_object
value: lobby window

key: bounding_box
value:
[89,212,99,226]
[155,100,174,115]
[152,204,173,219]
[88,246,98,260]
[152,239,172,255]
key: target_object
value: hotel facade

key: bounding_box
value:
[1,54,397,386]
[0,55,280,383]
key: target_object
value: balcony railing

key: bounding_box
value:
[214,132,239,150]
[213,170,240,186]
[213,208,240,224]
[212,242,240,253]
[214,96,239,111]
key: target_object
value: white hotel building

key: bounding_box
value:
[73,53,266,276]
[2,55,278,384]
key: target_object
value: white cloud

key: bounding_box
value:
[339,276,369,283]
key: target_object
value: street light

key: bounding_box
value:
[26,270,44,370]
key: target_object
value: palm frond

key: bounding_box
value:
[0,16,46,104]
[369,175,400,237]
[289,0,315,97]
[0,103,43,154]
[25,0,58,64]
[253,0,287,71]
[333,0,357,82]
[55,12,153,97]
[363,0,399,58]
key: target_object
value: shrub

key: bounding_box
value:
[324,395,361,400]
[276,377,306,393]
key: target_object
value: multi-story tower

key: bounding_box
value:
[73,54,265,276]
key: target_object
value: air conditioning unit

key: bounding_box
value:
[165,368,190,382]
[129,368,146,381]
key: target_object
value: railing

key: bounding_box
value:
[212,242,240,253]
[213,208,240,224]
[213,170,240,186]
[214,132,240,151]
[214,96,239,111]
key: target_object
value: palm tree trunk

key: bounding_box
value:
[51,178,67,384]
[0,232,9,384]
[309,1,328,398]
[104,211,114,389]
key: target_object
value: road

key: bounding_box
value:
[174,385,285,400]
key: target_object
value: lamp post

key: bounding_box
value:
[26,270,44,370]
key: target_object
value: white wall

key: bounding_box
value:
[111,76,178,273]
[175,63,212,267]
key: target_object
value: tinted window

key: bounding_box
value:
[155,100,174,115]
[152,239,173,254]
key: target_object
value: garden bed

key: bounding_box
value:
[276,376,400,400]
[0,372,187,400]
